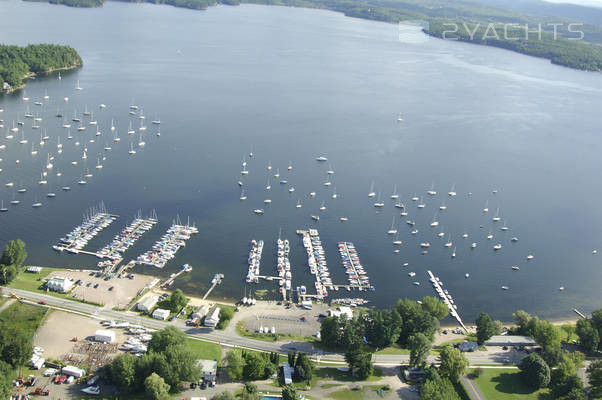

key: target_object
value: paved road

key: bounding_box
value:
[2,287,523,366]
[461,374,484,400]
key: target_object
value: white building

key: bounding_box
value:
[152,308,170,320]
[46,276,74,293]
[192,305,210,321]
[137,295,159,312]
[95,330,116,343]
[204,307,221,327]
[26,266,42,273]
[197,359,218,383]
[282,362,294,385]
[62,365,85,378]
[485,335,536,347]
[328,306,353,320]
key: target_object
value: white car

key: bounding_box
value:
[43,368,57,377]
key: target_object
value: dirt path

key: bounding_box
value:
[0,298,15,314]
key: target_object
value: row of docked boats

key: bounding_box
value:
[53,207,116,253]
[246,239,264,283]
[276,238,292,292]
[337,242,373,290]
[97,215,157,259]
[302,230,330,298]
[136,222,198,268]
[331,297,370,307]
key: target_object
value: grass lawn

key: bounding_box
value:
[374,344,410,355]
[187,338,222,363]
[321,383,343,389]
[236,321,318,344]
[0,301,48,336]
[472,368,551,400]
[314,367,383,383]
[328,385,391,399]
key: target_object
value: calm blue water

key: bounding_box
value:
[0,0,601,322]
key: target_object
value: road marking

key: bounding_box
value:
[465,377,482,400]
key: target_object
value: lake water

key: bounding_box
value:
[1,0,601,322]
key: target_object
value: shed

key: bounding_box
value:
[152,308,170,320]
[485,335,536,347]
[282,361,294,385]
[197,359,218,383]
[204,307,221,327]
[403,368,426,382]
[137,295,159,312]
[458,342,478,352]
[62,365,85,378]
[95,329,116,343]
[192,305,210,320]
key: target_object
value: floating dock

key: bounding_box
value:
[202,273,224,300]
[427,270,468,333]
[97,214,157,260]
[136,222,198,268]
[53,210,118,253]
[161,264,193,288]
[337,242,372,290]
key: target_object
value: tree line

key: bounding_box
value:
[0,239,27,284]
[0,44,82,91]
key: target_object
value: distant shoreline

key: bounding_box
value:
[3,62,81,94]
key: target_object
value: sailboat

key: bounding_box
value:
[387,217,398,235]
[390,185,399,199]
[417,197,425,208]
[95,125,101,136]
[31,143,37,155]
[452,247,456,258]
[274,168,280,178]
[78,122,87,131]
[266,177,271,190]
[492,208,501,222]
[32,198,43,208]
[397,113,403,122]
[373,192,384,208]
[111,119,116,131]
[72,110,80,122]
[296,199,302,208]
[439,200,447,211]
[83,105,91,116]
[113,130,120,142]
[331,188,337,199]
[46,154,53,169]
[128,143,136,155]
[368,182,376,198]
[393,233,402,245]
[38,173,47,185]
[75,80,83,91]
[430,214,439,227]
[448,184,456,197]
[239,189,247,201]
[444,235,453,248]
[483,200,489,213]
[19,132,28,144]
[43,89,49,100]
[241,165,248,175]
[487,229,493,240]
[319,201,326,211]
[0,201,7,212]
[427,183,436,196]
[95,157,103,169]
[128,122,135,135]
[138,133,146,147]
[89,113,97,125]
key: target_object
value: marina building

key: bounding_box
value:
[197,359,218,383]
[485,335,536,347]
[192,305,210,321]
[152,308,170,320]
[204,307,221,327]
[46,276,74,293]
[137,295,159,312]
[282,362,294,385]
[94,330,116,343]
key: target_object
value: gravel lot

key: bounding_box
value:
[46,270,155,308]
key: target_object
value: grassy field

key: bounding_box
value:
[236,321,317,344]
[187,338,222,363]
[328,385,391,399]
[472,369,551,400]
[374,344,410,355]
[315,367,383,383]
[0,300,48,336]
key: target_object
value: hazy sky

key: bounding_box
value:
[543,0,602,7]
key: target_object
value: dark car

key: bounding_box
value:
[502,346,508,350]
[200,381,207,390]
[108,286,114,291]
[94,283,99,288]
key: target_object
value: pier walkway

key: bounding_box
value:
[427,270,468,333]
[202,274,224,300]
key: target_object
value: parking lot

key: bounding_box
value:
[46,270,155,308]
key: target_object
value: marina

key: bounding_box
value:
[246,240,263,283]
[427,270,467,332]
[52,205,117,253]
[96,211,158,261]
[136,220,198,268]
[298,229,330,300]
[337,242,372,291]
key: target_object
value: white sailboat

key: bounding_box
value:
[448,184,456,197]
[239,189,247,201]
[368,181,376,198]
[390,184,399,199]
[75,80,83,91]
[128,143,136,155]
[387,217,398,235]
[373,192,384,208]
[492,208,501,222]
[427,183,436,196]
[319,201,326,211]
[483,200,489,213]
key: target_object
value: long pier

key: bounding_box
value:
[427,270,468,333]
[337,242,371,290]
[202,274,224,300]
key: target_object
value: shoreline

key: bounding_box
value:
[2,62,82,94]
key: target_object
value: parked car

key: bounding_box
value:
[94,283,99,288]
[38,301,47,305]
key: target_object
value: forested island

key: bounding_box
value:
[0,44,82,93]
[30,0,602,72]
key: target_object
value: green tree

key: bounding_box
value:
[513,310,532,335]
[493,320,504,335]
[225,349,244,380]
[550,373,585,399]
[534,320,562,349]
[148,326,186,353]
[396,299,439,345]
[281,385,299,400]
[562,324,576,342]
[161,289,188,313]
[408,333,431,369]
[287,352,297,367]
[211,392,236,400]
[542,344,563,367]
[0,361,12,400]
[421,296,449,320]
[576,318,600,354]
[0,264,17,285]
[320,316,341,348]
[362,309,402,349]
[518,353,551,389]
[144,373,170,400]
[355,352,374,380]
[160,342,201,387]
[439,345,469,383]
[294,353,313,383]
[105,353,137,390]
[242,382,260,400]
[592,309,602,349]
[1,239,27,268]
[217,307,234,329]
[476,312,495,345]
[587,360,602,399]
[0,329,32,369]
[420,376,461,400]
[243,351,266,380]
